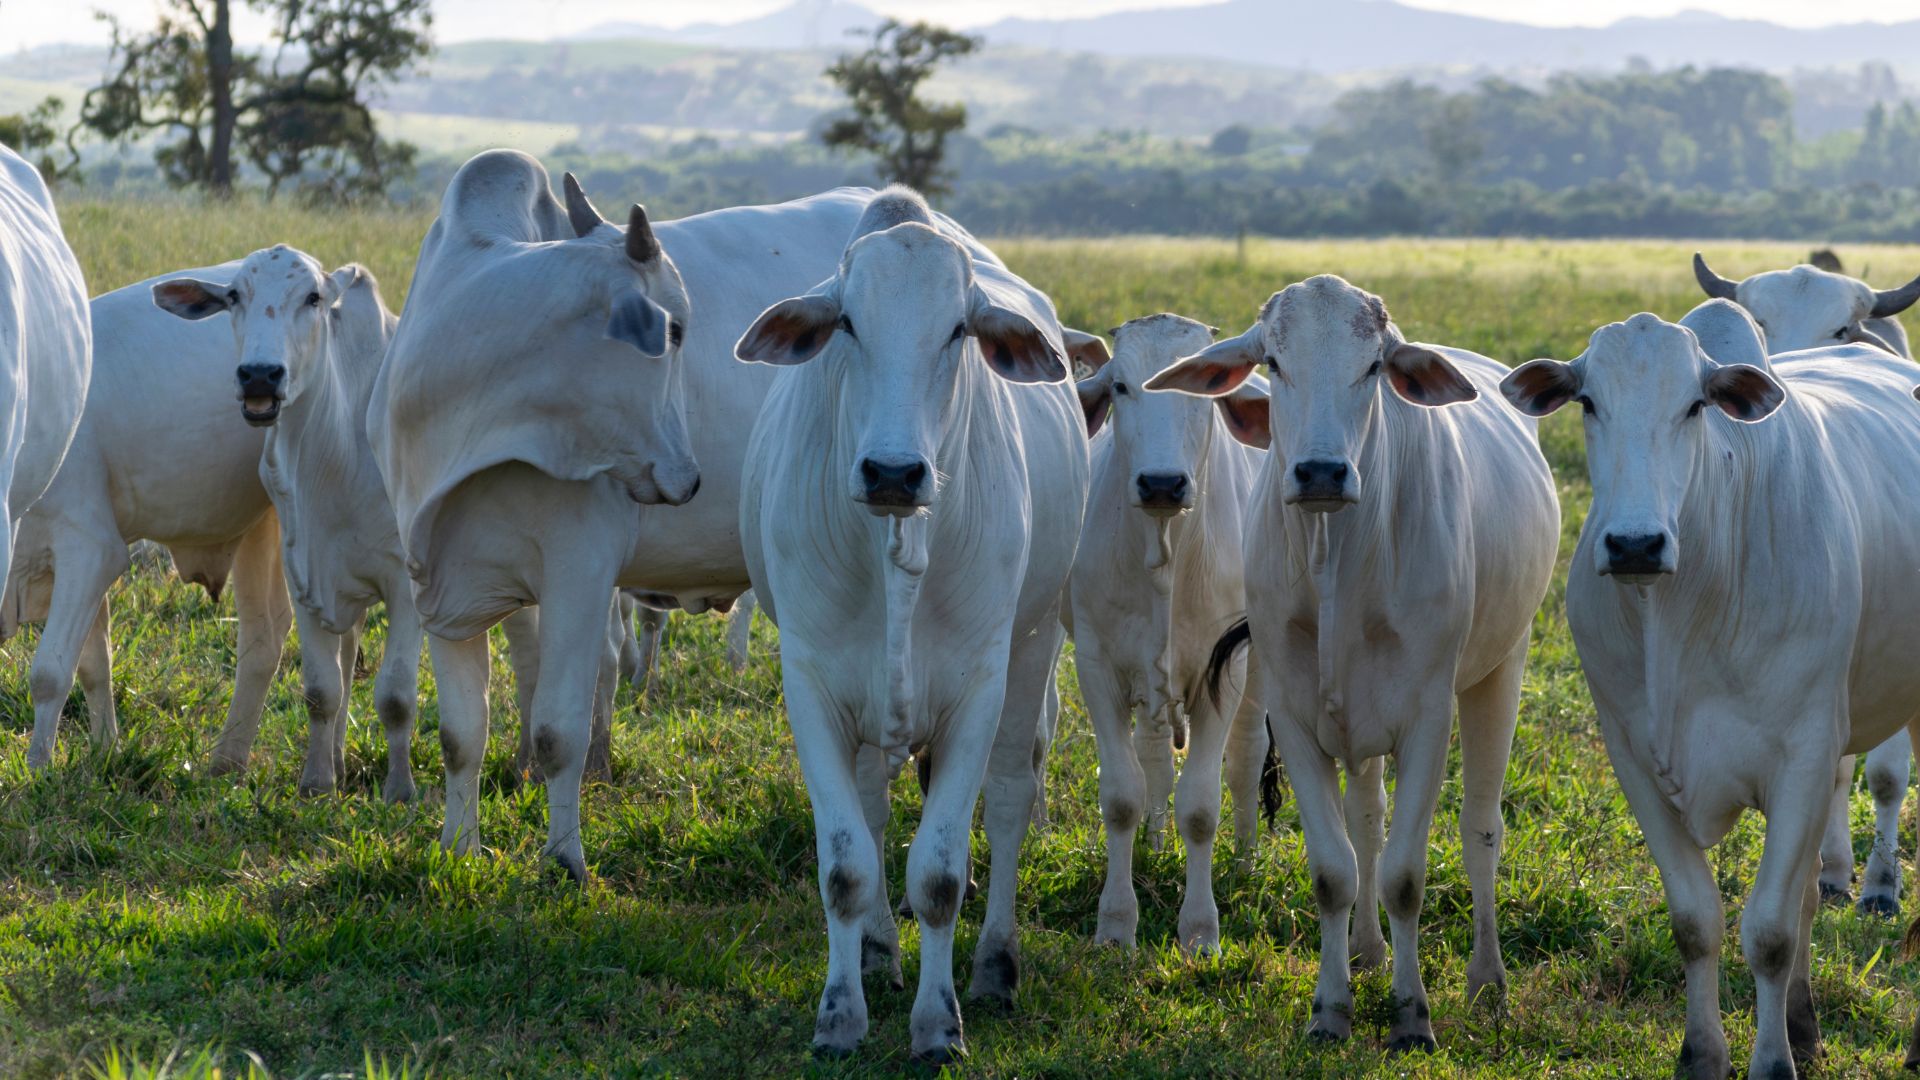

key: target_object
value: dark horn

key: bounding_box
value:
[1871,273,1920,319]
[626,204,660,263]
[1693,252,1738,301]
[562,172,608,238]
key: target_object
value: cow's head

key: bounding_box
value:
[549,173,699,505]
[1693,252,1920,356]
[736,192,1066,516]
[1501,312,1785,584]
[1078,314,1261,516]
[1147,275,1473,514]
[153,245,372,427]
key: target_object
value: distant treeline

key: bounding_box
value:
[78,64,1920,239]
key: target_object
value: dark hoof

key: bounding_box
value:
[1859,894,1901,919]
[1818,880,1853,906]
[1387,1033,1438,1056]
[811,1042,856,1060]
[1304,1028,1346,1045]
[1752,1058,1796,1080]
[911,1040,966,1066]
[547,854,588,884]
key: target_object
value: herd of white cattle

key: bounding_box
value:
[10,141,1920,1074]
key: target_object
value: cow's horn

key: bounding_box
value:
[627,204,660,263]
[1871,273,1920,319]
[1692,252,1739,301]
[562,172,608,238]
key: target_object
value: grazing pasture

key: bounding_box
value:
[4,197,1920,1077]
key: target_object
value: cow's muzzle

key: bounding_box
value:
[1285,459,1357,513]
[857,456,930,517]
[235,363,286,426]
[1134,471,1192,515]
[1602,531,1673,583]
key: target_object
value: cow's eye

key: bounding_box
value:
[1836,328,1850,340]
[1687,399,1705,418]
[1114,382,1130,396]
[227,290,240,305]
[305,292,321,307]
[669,321,686,348]
[838,315,856,339]
[949,323,965,343]
[1576,394,1596,416]
[1264,355,1278,370]
[1365,360,1382,378]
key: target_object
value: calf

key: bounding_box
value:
[738,188,1087,1060]
[1063,313,1267,952]
[1500,301,1920,1079]
[1159,276,1559,1051]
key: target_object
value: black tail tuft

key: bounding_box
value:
[1205,617,1251,708]
[1259,718,1282,827]
[916,749,932,796]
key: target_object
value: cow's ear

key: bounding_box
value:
[1061,327,1111,379]
[736,294,840,365]
[1500,359,1579,417]
[970,297,1067,384]
[609,290,671,357]
[152,277,235,321]
[1215,380,1270,449]
[1076,369,1112,438]
[1385,342,1477,407]
[325,264,365,309]
[1145,326,1260,397]
[1703,363,1785,421]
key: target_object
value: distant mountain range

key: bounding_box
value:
[576,0,1920,73]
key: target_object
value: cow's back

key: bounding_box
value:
[0,145,89,526]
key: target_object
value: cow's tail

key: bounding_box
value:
[1904,912,1920,960]
[1259,721,1282,826]
[1205,617,1251,708]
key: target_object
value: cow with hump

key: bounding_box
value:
[736,187,1088,1061]
[1159,275,1559,1052]
[371,149,870,876]
[1500,300,1920,1079]
[1694,250,1920,918]
[1063,312,1269,953]
[0,142,93,764]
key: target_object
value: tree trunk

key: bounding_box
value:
[206,0,236,197]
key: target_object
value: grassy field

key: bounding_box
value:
[5,196,1920,1077]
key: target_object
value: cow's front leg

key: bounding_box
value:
[1274,710,1358,1042]
[531,576,617,881]
[292,606,348,796]
[1456,642,1526,1006]
[1745,762,1834,1080]
[786,672,876,1056]
[374,587,426,804]
[1378,708,1450,1054]
[1081,650,1146,947]
[1174,688,1232,953]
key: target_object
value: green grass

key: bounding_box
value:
[6,202,1920,1076]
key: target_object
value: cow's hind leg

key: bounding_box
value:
[1135,704,1175,851]
[75,599,115,749]
[374,588,425,803]
[1858,730,1909,918]
[210,516,293,773]
[1223,657,1268,870]
[1818,755,1855,904]
[725,590,756,672]
[27,539,125,768]
[1344,756,1387,973]
[501,606,540,782]
[969,617,1063,1008]
[854,743,903,988]
[1174,687,1232,953]
[1456,640,1526,1007]
[431,630,491,855]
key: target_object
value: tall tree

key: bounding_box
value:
[821,19,979,198]
[70,0,431,199]
[0,97,71,183]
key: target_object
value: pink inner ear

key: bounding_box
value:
[1388,348,1477,406]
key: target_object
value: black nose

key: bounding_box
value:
[1292,460,1350,499]
[236,363,286,396]
[1604,532,1669,575]
[1135,472,1190,509]
[859,457,929,507]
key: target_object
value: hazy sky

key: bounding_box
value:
[8,0,1920,51]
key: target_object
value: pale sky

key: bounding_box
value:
[6,0,1920,52]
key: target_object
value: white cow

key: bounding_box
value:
[150,247,431,800]
[0,143,93,754]
[1154,275,1558,1051]
[737,188,1088,1061]
[1500,301,1920,1079]
[1696,250,1920,917]
[6,259,282,771]
[1062,312,1267,952]
[372,150,871,877]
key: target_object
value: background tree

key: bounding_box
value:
[70,0,431,200]
[0,97,71,182]
[821,20,980,197]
